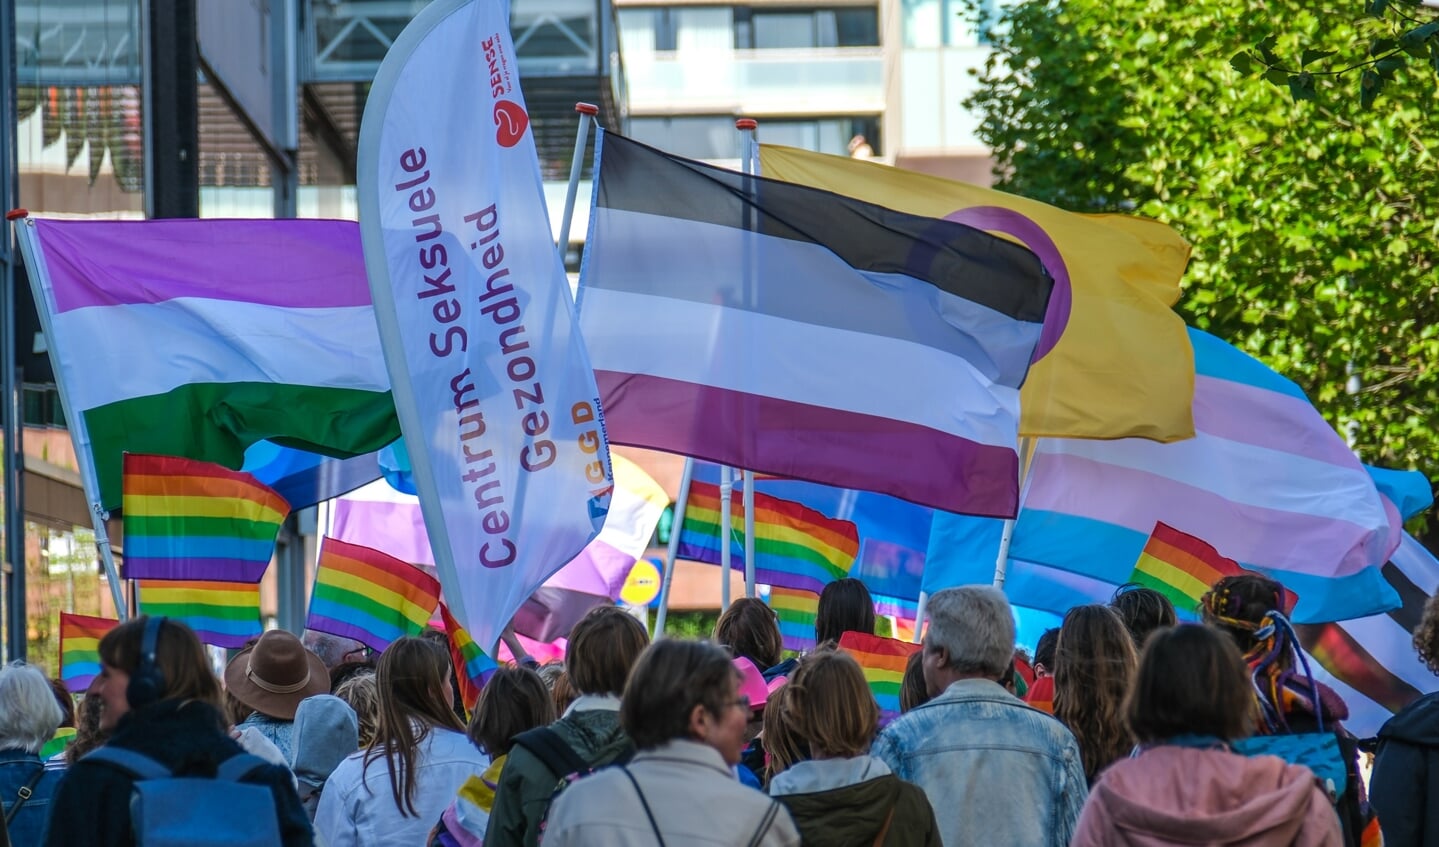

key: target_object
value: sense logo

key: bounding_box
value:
[493,100,529,148]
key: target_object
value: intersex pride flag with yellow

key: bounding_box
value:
[122,453,289,582]
[60,613,119,692]
[307,537,442,652]
[758,144,1193,444]
[838,631,921,723]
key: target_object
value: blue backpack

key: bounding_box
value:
[84,747,282,847]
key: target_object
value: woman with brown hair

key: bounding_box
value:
[44,616,312,847]
[1053,605,1137,784]
[713,597,785,679]
[768,650,939,846]
[316,636,486,847]
[1072,624,1341,846]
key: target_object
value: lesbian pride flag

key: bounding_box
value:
[122,454,288,582]
[60,613,118,692]
[307,537,442,652]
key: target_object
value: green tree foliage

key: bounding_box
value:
[968,0,1439,480]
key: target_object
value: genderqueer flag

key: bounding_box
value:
[757,144,1193,443]
[579,132,1054,518]
[16,217,400,510]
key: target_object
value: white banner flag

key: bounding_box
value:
[357,0,612,652]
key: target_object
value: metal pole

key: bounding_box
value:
[1,0,23,660]
[743,471,755,598]
[556,103,598,257]
[653,457,694,635]
[719,466,733,611]
[911,590,927,644]
[992,437,1036,590]
[736,118,759,601]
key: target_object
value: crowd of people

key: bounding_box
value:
[2,571,1439,845]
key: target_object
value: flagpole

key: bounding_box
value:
[737,118,760,600]
[13,217,128,619]
[555,103,597,256]
[911,591,927,644]
[992,436,1038,590]
[719,465,733,610]
[653,456,694,635]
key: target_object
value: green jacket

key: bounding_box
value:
[776,774,941,847]
[482,707,631,847]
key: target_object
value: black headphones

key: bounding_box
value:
[126,616,168,709]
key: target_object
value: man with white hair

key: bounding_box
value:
[0,662,66,845]
[872,587,1087,847]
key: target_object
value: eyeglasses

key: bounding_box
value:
[727,695,751,711]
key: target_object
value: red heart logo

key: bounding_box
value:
[493,100,529,148]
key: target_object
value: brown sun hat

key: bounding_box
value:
[224,630,330,720]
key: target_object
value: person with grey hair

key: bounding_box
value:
[0,662,66,845]
[303,630,369,672]
[871,587,1087,847]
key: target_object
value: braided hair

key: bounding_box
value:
[1201,574,1318,734]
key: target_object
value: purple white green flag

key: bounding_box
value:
[16,217,400,511]
[356,0,612,653]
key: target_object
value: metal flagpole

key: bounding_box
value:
[13,217,127,618]
[910,591,928,644]
[992,437,1038,590]
[555,103,598,256]
[737,118,760,599]
[719,465,733,610]
[653,457,694,635]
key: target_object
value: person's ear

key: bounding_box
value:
[688,702,710,740]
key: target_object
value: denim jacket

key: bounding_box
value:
[1,747,64,847]
[871,678,1087,847]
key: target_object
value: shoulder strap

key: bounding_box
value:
[215,753,270,783]
[82,747,173,781]
[619,766,666,847]
[871,804,897,847]
[512,727,590,779]
[746,800,781,847]
[3,766,46,826]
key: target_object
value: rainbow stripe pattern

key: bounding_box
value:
[60,613,119,692]
[1303,621,1421,714]
[678,481,859,593]
[441,603,499,712]
[307,536,442,652]
[41,727,78,759]
[138,579,262,648]
[1129,522,1246,613]
[122,453,290,582]
[838,631,920,723]
[769,586,821,651]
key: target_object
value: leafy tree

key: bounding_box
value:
[968,0,1439,482]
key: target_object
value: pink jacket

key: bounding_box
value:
[1071,746,1342,847]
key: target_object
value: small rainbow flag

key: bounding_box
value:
[838,631,920,723]
[441,603,499,713]
[138,579,263,648]
[122,453,290,582]
[41,727,78,759]
[1024,676,1055,714]
[1128,522,1248,613]
[769,586,820,651]
[60,613,119,692]
[678,481,859,594]
[307,536,442,652]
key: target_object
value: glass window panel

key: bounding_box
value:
[676,7,734,51]
[836,8,880,46]
[630,116,734,160]
[618,8,658,53]
[753,12,815,49]
[902,0,942,48]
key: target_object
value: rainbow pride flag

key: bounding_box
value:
[138,578,262,648]
[1128,522,1247,613]
[122,453,290,582]
[678,481,859,594]
[838,631,920,723]
[770,586,820,651]
[41,727,78,759]
[307,536,442,652]
[1302,621,1421,714]
[60,613,119,692]
[441,603,499,712]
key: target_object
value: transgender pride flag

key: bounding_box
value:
[17,218,400,510]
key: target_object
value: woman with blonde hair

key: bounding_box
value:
[768,649,939,846]
[1053,605,1137,784]
[761,682,806,785]
[316,636,486,847]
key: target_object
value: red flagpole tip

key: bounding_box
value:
[6,209,29,221]
[735,119,758,130]
[575,103,599,115]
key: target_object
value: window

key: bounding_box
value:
[630,116,742,160]
[734,6,880,49]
